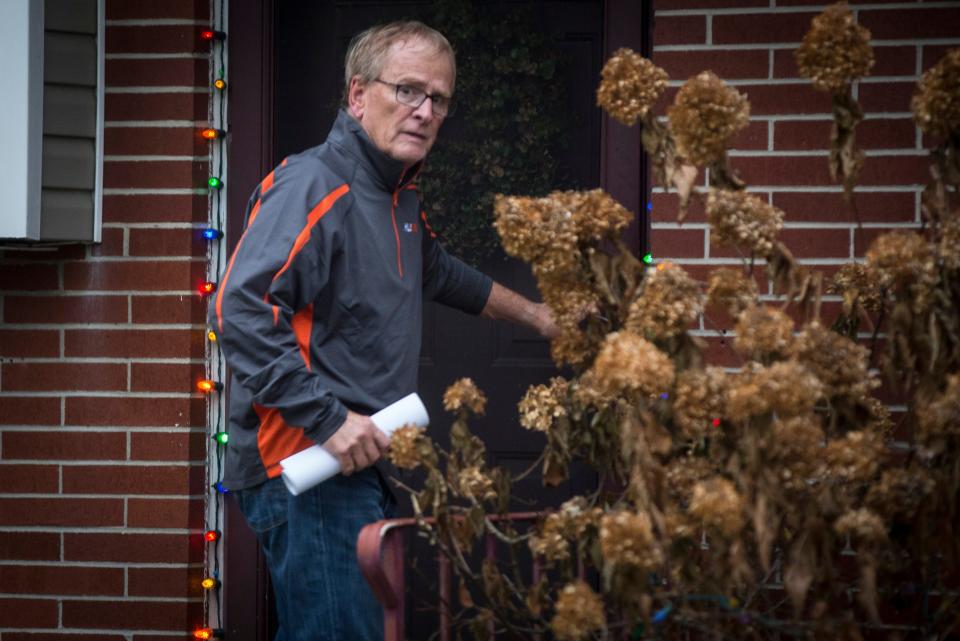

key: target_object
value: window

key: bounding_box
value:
[0,0,103,242]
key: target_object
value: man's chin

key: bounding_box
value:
[392,145,429,168]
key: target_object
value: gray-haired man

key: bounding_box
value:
[213,20,557,641]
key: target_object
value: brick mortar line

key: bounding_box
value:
[0,463,206,470]
[0,561,202,568]
[653,38,960,52]
[0,628,207,637]
[0,595,204,603]
[651,185,923,193]
[725,150,927,157]
[0,359,205,365]
[0,391,200,398]
[0,322,201,329]
[0,426,207,433]
[655,2,960,16]
[750,113,915,120]
[652,222,920,229]
[0,517,202,526]
[0,289,205,296]
[666,77,926,87]
[5,256,208,262]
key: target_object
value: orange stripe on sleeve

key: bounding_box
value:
[270,184,350,287]
[215,162,282,332]
[291,304,313,370]
[215,199,261,332]
[254,404,315,478]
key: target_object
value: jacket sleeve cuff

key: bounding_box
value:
[306,398,349,446]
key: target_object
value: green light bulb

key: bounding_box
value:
[642,253,653,264]
[213,432,229,445]
[208,177,223,189]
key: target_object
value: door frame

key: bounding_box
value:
[223,1,651,638]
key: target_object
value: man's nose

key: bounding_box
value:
[412,97,435,121]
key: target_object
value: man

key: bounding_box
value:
[211,20,557,641]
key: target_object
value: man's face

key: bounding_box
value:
[349,37,454,168]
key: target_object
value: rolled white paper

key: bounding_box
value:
[279,392,429,495]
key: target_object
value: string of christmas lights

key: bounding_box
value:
[196,0,229,637]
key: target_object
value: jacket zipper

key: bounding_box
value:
[390,189,404,278]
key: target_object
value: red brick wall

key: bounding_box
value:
[0,0,211,638]
[649,1,953,422]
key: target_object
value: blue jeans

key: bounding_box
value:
[234,469,395,641]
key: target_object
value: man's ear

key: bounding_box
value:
[347,76,366,119]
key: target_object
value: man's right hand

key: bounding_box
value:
[322,411,390,475]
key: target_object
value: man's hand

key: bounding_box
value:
[322,411,390,475]
[481,282,560,340]
[530,301,560,339]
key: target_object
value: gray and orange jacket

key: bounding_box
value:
[211,110,493,491]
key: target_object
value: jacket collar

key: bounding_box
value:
[328,109,422,192]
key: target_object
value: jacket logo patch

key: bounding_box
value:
[403,222,418,233]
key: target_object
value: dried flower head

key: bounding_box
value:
[597,48,669,126]
[707,189,784,257]
[494,193,579,272]
[585,331,675,402]
[733,305,795,359]
[457,465,496,501]
[823,430,884,484]
[529,515,571,563]
[767,415,826,493]
[912,47,960,138]
[865,231,936,312]
[536,276,600,367]
[494,190,633,367]
[829,262,883,314]
[866,468,935,521]
[559,496,604,537]
[494,190,632,269]
[626,263,703,340]
[443,378,487,415]
[519,377,569,432]
[727,361,824,421]
[834,508,887,544]
[665,456,715,505]
[569,189,636,242]
[599,510,662,571]
[550,581,606,641]
[796,3,874,93]
[689,477,746,538]
[791,323,876,399]
[916,374,960,441]
[668,71,750,166]
[707,267,758,316]
[388,424,426,470]
[673,367,729,439]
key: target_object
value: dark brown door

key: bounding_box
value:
[225,1,648,639]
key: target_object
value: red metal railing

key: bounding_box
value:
[357,512,543,641]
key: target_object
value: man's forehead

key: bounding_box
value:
[382,38,453,85]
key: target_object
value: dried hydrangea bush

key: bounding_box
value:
[389,5,960,640]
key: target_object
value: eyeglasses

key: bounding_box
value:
[373,79,456,117]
